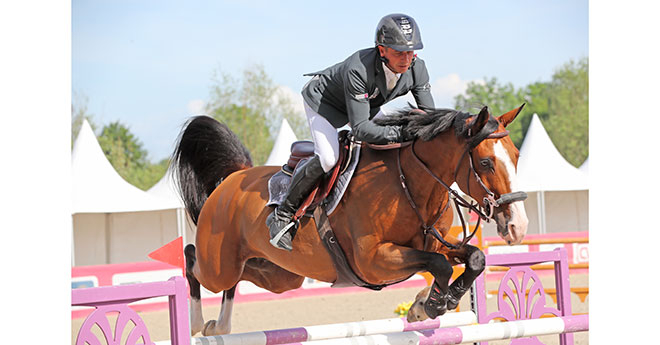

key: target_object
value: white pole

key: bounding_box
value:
[537,190,547,234]
[176,207,186,245]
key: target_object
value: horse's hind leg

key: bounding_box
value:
[184,244,205,335]
[196,257,304,336]
[445,244,485,310]
[186,243,240,336]
[202,284,237,336]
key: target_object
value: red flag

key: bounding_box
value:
[148,236,185,277]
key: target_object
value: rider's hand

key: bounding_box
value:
[400,126,415,142]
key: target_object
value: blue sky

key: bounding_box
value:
[72,1,588,162]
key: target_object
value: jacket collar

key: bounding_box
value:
[373,48,413,101]
[373,49,389,98]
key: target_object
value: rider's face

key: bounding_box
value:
[378,46,415,74]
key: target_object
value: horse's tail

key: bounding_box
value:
[171,116,253,225]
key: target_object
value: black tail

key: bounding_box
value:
[171,116,252,225]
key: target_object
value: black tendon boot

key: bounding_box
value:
[267,155,325,251]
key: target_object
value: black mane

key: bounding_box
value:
[374,107,499,148]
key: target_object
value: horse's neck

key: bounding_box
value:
[355,137,461,222]
[397,137,463,220]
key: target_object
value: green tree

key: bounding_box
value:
[97,121,167,190]
[454,77,530,147]
[544,58,589,167]
[71,91,97,146]
[210,104,273,166]
[207,64,308,165]
[453,57,588,167]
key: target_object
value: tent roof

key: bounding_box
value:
[72,120,180,214]
[265,118,298,166]
[516,114,588,192]
[146,167,184,207]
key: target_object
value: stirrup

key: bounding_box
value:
[269,220,297,248]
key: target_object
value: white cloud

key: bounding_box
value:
[431,73,484,108]
[187,99,206,115]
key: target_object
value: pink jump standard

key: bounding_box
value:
[473,248,579,345]
[72,276,190,345]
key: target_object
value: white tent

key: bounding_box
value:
[72,120,183,266]
[146,168,195,246]
[265,118,298,166]
[516,114,588,234]
[146,168,183,206]
[516,114,588,192]
[482,114,588,237]
[579,157,589,173]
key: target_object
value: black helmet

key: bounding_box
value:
[375,13,423,51]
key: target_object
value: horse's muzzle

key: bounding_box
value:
[494,194,529,245]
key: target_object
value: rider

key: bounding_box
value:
[268,13,436,251]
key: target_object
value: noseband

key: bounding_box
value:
[396,129,527,250]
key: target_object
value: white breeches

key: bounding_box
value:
[304,101,339,173]
[304,100,386,173]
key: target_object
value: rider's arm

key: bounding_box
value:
[343,68,410,144]
[410,58,435,112]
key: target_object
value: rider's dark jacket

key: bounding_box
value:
[301,47,435,144]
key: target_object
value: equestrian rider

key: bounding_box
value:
[268,13,436,251]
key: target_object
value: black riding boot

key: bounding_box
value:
[267,155,325,251]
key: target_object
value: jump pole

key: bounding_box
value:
[155,311,476,345]
[277,314,588,345]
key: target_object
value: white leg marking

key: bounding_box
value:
[190,298,204,335]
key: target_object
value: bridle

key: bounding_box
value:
[395,129,527,250]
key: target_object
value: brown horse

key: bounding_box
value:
[172,105,528,335]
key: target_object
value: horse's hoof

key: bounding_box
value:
[424,296,447,319]
[446,293,460,311]
[202,319,231,336]
[424,303,447,319]
[202,320,215,336]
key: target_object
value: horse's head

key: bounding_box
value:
[374,105,528,244]
[454,105,529,245]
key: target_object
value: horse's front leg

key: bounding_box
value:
[444,244,485,310]
[407,243,485,322]
[357,243,453,319]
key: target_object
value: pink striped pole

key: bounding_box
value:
[155,311,477,345]
[275,315,588,345]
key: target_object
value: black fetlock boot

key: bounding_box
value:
[267,155,325,251]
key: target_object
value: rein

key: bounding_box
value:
[395,129,527,250]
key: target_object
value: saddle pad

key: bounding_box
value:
[266,143,361,216]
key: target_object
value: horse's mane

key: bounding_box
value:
[374,107,499,148]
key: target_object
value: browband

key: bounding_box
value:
[487,130,510,139]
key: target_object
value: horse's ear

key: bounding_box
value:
[469,106,490,137]
[498,103,526,128]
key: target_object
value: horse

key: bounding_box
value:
[171,105,529,335]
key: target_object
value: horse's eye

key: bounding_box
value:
[480,158,494,171]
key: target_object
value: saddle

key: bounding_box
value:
[267,130,358,218]
[266,132,412,290]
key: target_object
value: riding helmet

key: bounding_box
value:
[374,13,423,51]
